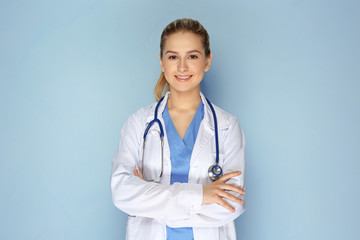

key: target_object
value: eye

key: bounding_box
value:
[189,55,199,59]
[168,55,177,60]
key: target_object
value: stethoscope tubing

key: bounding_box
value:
[142,95,222,182]
[205,97,219,165]
[143,97,165,139]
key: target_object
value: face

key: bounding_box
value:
[159,31,212,95]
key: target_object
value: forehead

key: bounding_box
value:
[163,31,204,52]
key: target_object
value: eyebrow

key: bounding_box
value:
[164,50,202,55]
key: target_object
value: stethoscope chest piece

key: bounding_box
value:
[208,164,223,181]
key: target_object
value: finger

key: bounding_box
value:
[138,167,144,179]
[217,197,236,212]
[218,171,242,183]
[133,169,140,177]
[218,190,244,204]
[218,184,246,195]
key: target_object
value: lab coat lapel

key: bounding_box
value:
[191,93,215,161]
[191,92,229,162]
[143,93,171,182]
[191,121,213,162]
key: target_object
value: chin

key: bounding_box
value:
[169,85,201,94]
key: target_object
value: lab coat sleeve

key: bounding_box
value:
[165,116,246,228]
[111,110,203,223]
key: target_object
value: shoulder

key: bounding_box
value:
[211,104,246,150]
[211,103,240,130]
[121,102,157,138]
[126,102,156,125]
[201,92,240,131]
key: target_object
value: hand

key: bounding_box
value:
[133,167,144,180]
[202,171,245,212]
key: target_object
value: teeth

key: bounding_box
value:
[177,76,190,79]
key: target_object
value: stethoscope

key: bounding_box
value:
[142,96,223,182]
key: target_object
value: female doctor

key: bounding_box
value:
[111,18,246,240]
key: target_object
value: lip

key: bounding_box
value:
[175,75,192,82]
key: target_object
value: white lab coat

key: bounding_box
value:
[111,92,245,240]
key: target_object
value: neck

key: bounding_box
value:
[167,89,201,111]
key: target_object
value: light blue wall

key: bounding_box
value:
[1,0,359,239]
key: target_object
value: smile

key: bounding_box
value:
[175,75,192,81]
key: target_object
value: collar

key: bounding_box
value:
[145,91,229,130]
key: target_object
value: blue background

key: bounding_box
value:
[1,0,359,239]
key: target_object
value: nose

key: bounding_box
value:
[177,58,188,72]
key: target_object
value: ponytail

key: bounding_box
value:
[154,72,169,101]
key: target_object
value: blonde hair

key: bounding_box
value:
[154,18,211,101]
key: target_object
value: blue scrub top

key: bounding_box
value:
[162,102,204,240]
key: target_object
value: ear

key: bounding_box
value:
[159,53,164,72]
[204,52,212,72]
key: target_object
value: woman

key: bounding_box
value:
[111,18,246,240]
